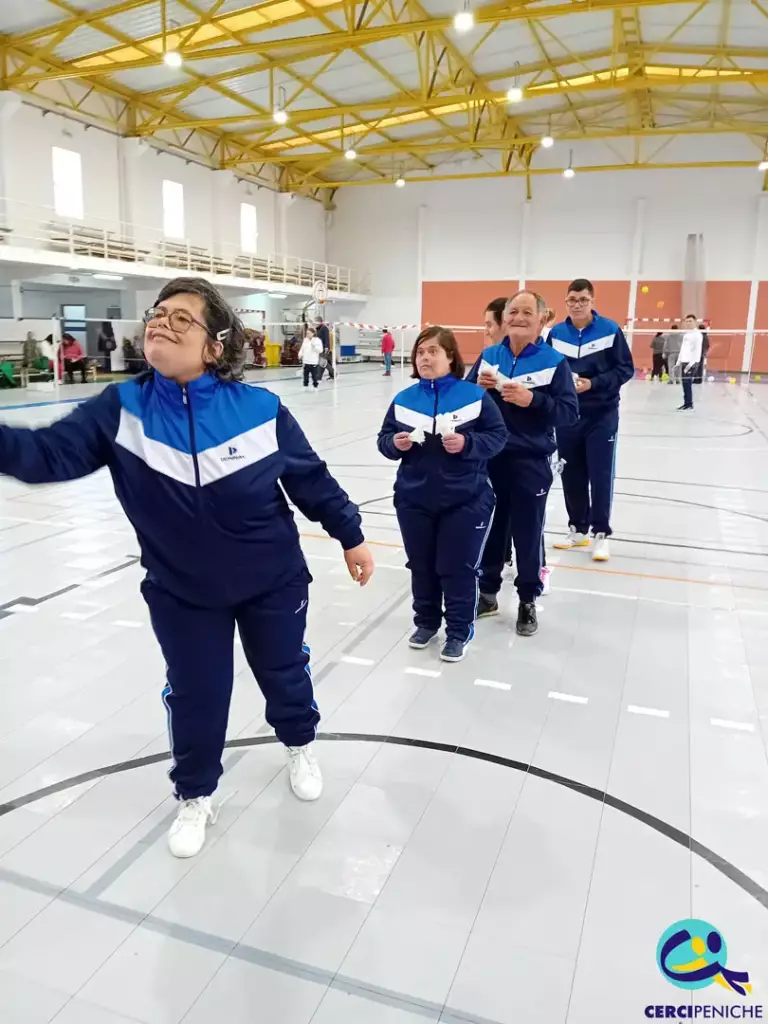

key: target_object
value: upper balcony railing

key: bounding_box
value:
[0,198,368,296]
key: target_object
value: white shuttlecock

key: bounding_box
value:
[708,375,715,382]
[409,426,426,444]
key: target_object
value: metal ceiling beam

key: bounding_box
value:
[319,159,763,188]
[234,122,768,164]
[3,0,697,86]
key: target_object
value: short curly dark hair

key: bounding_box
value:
[153,277,246,382]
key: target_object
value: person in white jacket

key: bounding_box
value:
[677,314,703,410]
[299,327,323,389]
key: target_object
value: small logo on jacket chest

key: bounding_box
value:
[221,445,245,462]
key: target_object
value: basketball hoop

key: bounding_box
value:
[313,280,328,307]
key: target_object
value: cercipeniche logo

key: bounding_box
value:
[656,919,751,996]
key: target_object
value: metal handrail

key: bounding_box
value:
[0,198,367,294]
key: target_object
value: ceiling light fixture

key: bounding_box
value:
[453,2,474,32]
[93,273,124,281]
[163,50,183,68]
[273,85,288,125]
[506,62,523,103]
[345,147,357,160]
[395,177,406,188]
[759,159,768,172]
[563,149,575,178]
[541,134,554,148]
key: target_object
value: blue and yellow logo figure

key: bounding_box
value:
[657,920,751,996]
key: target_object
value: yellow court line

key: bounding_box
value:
[299,532,768,594]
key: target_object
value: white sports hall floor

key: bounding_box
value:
[0,365,767,1024]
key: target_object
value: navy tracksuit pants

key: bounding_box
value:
[480,452,552,604]
[397,487,494,643]
[556,405,618,537]
[142,570,319,801]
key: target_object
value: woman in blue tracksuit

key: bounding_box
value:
[467,290,579,637]
[377,326,507,663]
[0,277,374,860]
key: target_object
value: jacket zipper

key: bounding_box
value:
[431,380,439,433]
[182,386,202,489]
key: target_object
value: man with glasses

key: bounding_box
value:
[549,279,634,561]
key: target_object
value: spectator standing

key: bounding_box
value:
[650,331,666,380]
[381,327,395,376]
[299,327,323,389]
[663,325,682,383]
[678,314,704,410]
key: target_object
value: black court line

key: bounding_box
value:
[0,556,141,621]
[0,731,765,913]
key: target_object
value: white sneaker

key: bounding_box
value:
[592,533,610,561]
[539,566,552,595]
[167,796,216,858]
[287,744,323,801]
[553,528,590,550]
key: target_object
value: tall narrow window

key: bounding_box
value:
[240,201,258,253]
[162,179,185,239]
[52,147,83,219]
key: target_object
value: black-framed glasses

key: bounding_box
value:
[143,306,208,334]
[565,297,592,307]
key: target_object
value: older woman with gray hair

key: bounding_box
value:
[467,290,578,637]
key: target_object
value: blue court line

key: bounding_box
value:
[0,397,84,412]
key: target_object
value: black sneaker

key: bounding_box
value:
[476,594,499,618]
[516,601,538,637]
[440,639,466,663]
[408,627,438,650]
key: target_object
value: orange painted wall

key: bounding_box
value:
[421,280,517,362]
[421,279,753,370]
[704,281,751,372]
[527,280,630,326]
[634,281,682,322]
[753,281,768,373]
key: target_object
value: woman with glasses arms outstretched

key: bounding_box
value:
[0,277,374,860]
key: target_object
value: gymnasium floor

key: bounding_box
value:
[0,366,767,1024]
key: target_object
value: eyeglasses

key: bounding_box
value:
[565,297,592,307]
[144,306,208,334]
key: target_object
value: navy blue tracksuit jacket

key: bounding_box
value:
[0,371,363,799]
[467,339,579,601]
[377,375,507,643]
[548,311,635,535]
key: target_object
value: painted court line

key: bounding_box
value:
[406,666,442,678]
[475,678,511,691]
[628,705,670,719]
[341,655,375,666]
[548,691,589,705]
[710,718,755,733]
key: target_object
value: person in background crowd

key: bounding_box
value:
[650,331,666,380]
[663,325,681,384]
[677,314,704,410]
[97,321,117,373]
[58,333,90,384]
[299,326,323,389]
[549,278,634,562]
[0,277,374,859]
[315,320,335,381]
[22,332,40,369]
[697,322,710,383]
[377,327,506,662]
[483,298,508,347]
[381,326,395,376]
[468,292,578,637]
[540,308,557,343]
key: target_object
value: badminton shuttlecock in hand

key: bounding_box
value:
[408,426,426,444]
